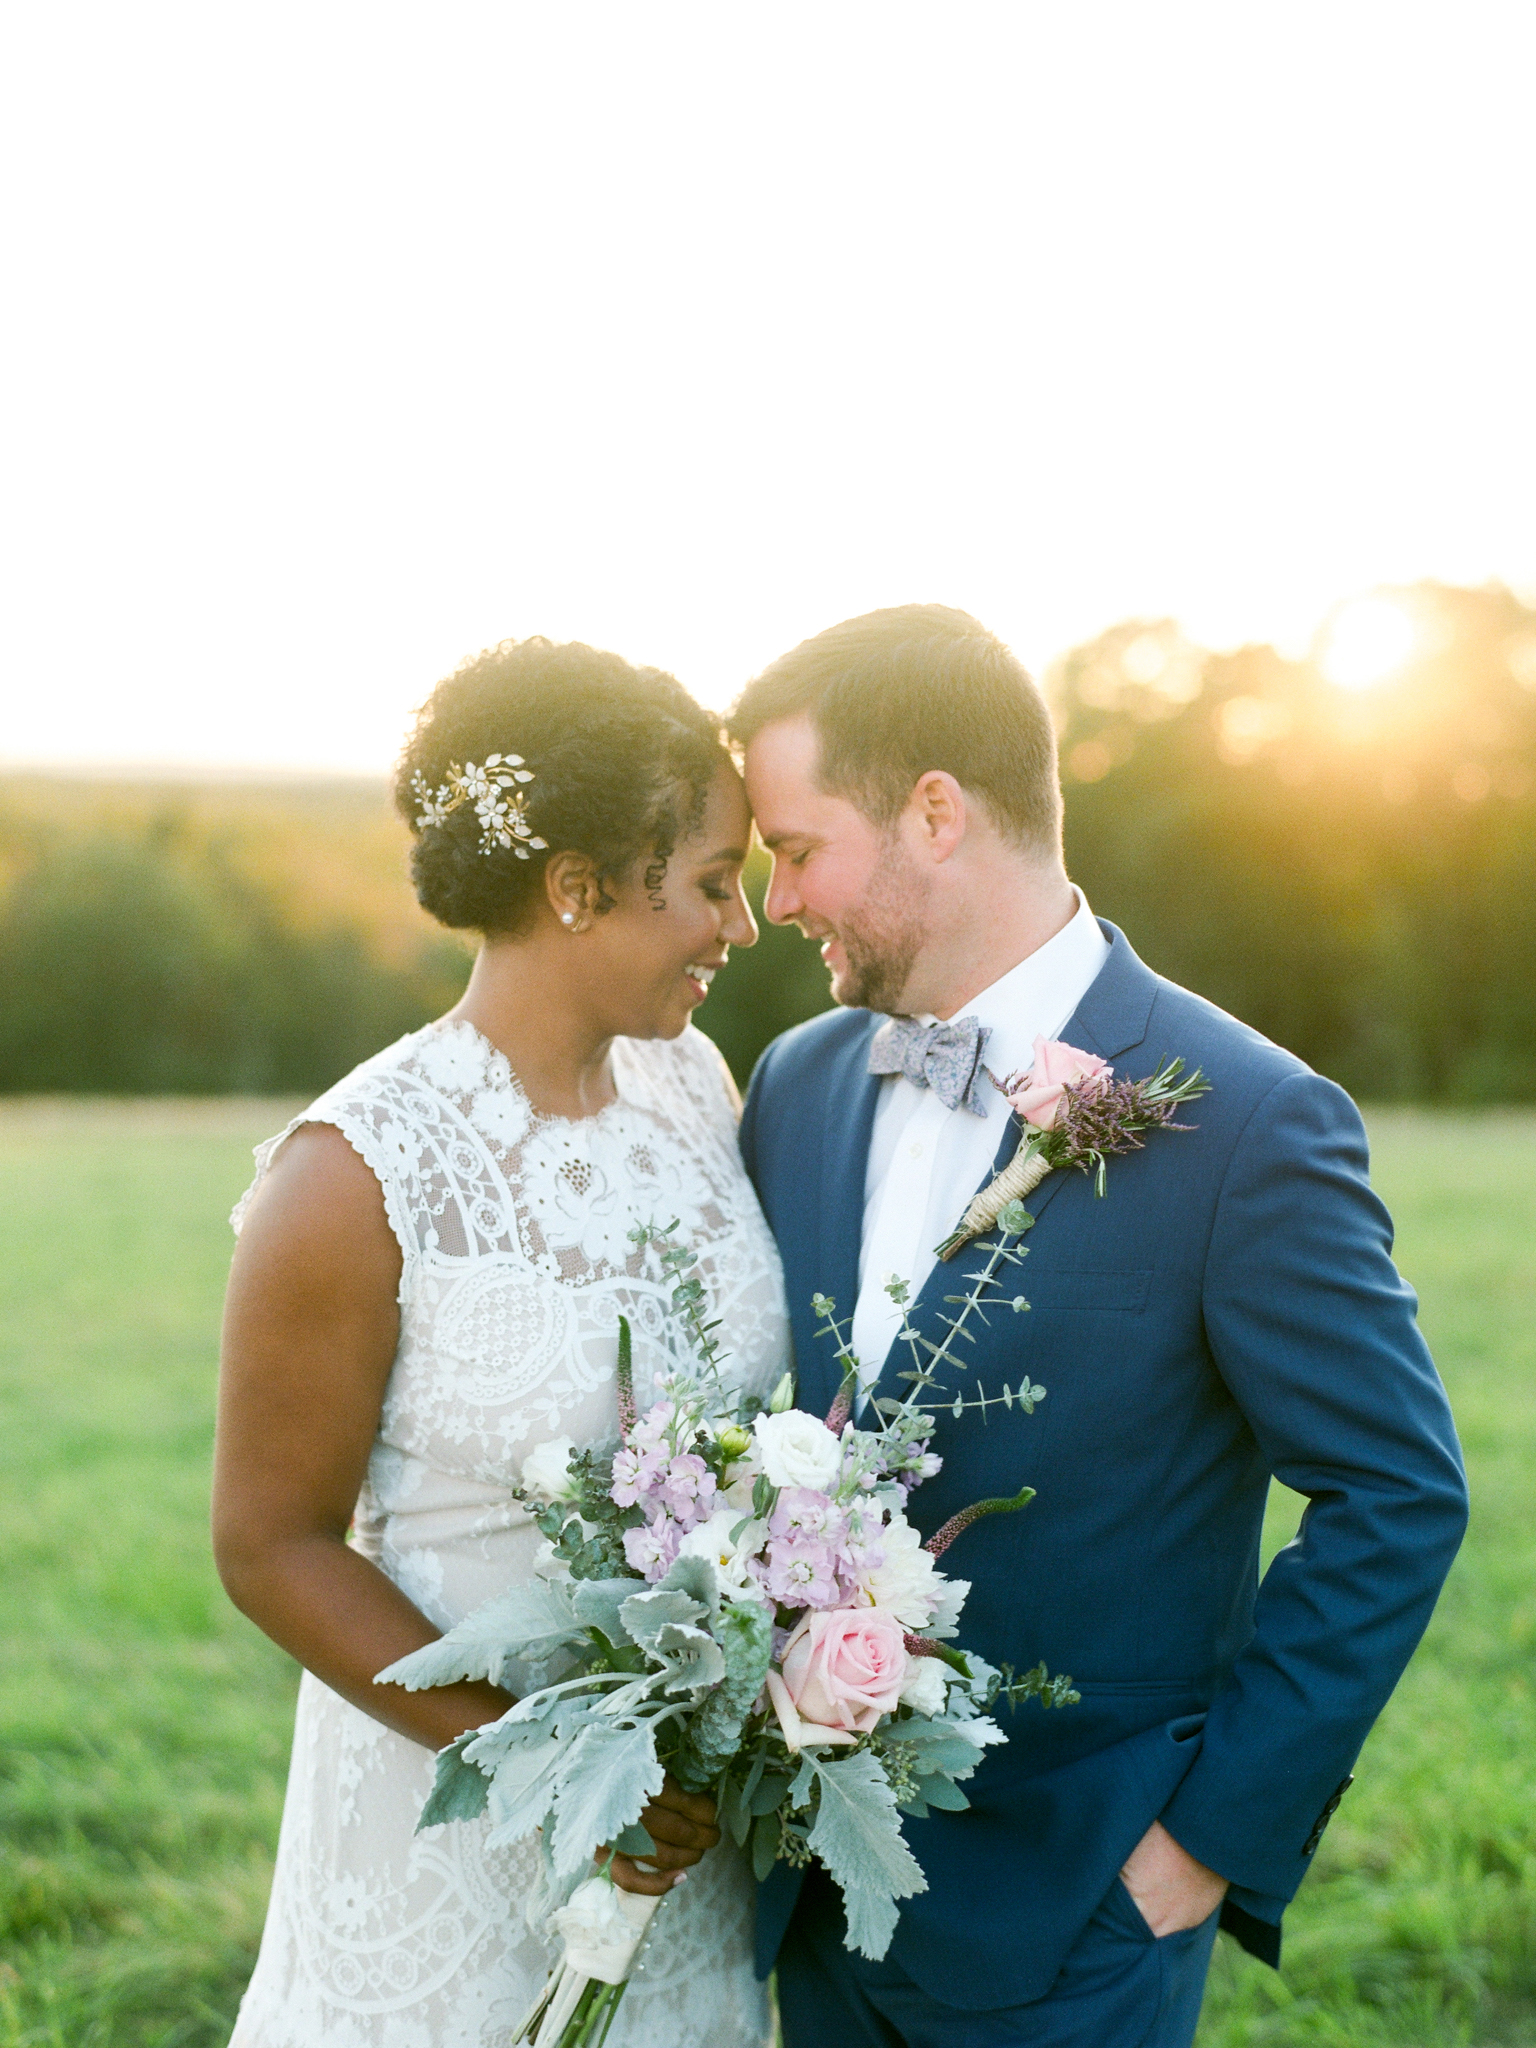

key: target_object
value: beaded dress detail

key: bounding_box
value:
[227,1019,787,2048]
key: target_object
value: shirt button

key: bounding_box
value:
[908,1142,925,1159]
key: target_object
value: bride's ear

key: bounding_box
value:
[544,851,604,934]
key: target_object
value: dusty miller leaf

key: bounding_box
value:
[842,1885,902,1958]
[472,1699,597,1849]
[619,1586,708,1655]
[374,1580,580,1691]
[572,1577,642,1648]
[651,1622,727,1697]
[893,1714,998,1779]
[418,1733,490,1830]
[654,1552,720,1616]
[484,1728,565,1848]
[806,1751,927,1959]
[550,1718,666,1877]
[788,1749,819,1808]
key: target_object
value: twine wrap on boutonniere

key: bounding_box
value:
[934,1036,1210,1261]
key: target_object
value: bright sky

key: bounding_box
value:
[3,3,1533,775]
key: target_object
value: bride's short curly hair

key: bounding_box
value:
[395,638,727,934]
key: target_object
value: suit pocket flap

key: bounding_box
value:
[1022,1268,1152,1312]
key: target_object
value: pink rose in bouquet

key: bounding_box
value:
[767,1606,908,1748]
[1001,1035,1111,1131]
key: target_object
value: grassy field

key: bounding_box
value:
[0,1102,1531,2046]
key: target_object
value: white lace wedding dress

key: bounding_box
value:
[227,1018,788,2048]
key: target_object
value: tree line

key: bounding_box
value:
[2,580,1532,1100]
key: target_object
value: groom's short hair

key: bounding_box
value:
[729,604,1061,856]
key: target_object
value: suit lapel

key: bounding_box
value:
[866,923,1160,1400]
[810,1014,883,1412]
[989,921,1159,1229]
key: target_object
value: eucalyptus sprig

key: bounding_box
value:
[810,1204,1045,1426]
[989,1660,1082,1712]
[884,1201,1040,1421]
[628,1218,732,1394]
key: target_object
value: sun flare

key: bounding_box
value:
[1318,597,1420,691]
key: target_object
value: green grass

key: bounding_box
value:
[0,1103,302,2047]
[0,1103,1531,2045]
[1197,1112,1536,2047]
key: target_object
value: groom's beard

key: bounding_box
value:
[832,854,930,1015]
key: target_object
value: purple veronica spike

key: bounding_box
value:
[615,1315,637,1443]
[824,1381,853,1435]
[922,1483,1037,1560]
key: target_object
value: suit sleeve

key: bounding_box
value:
[1158,1070,1468,1904]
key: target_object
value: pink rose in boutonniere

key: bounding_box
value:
[1002,1036,1112,1131]
[933,1044,1209,1261]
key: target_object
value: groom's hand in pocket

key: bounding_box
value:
[606,1776,721,1896]
[1119,1819,1228,1935]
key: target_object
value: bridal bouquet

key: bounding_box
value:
[377,1041,1206,2048]
[377,1220,1073,2048]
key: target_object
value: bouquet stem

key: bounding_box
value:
[515,1886,662,2047]
[518,1963,626,2047]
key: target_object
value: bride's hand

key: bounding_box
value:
[603,1776,721,1896]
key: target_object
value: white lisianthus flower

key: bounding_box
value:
[898,1654,951,1716]
[520,1436,579,1505]
[721,1465,760,1514]
[858,1514,944,1628]
[717,1437,763,1513]
[530,1539,571,1582]
[676,1508,767,1603]
[753,1408,842,1492]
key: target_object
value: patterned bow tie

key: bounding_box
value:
[867,1014,994,1116]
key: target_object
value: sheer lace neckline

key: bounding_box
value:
[423,1015,640,1135]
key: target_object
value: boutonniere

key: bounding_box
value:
[934,1036,1209,1261]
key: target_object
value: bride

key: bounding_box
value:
[213,637,787,2047]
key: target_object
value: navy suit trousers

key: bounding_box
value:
[777,1867,1220,2048]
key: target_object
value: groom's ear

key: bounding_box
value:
[907,770,967,864]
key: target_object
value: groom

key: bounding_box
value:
[730,605,1467,2048]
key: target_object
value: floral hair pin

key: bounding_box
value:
[410,755,549,860]
[934,1036,1209,1261]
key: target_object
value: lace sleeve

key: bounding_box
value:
[229,1097,421,1308]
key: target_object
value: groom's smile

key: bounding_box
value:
[745,712,933,1014]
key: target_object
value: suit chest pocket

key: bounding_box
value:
[1019,1267,1152,1313]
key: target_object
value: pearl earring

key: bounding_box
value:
[561,912,575,926]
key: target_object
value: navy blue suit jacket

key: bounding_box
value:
[739,923,1467,2009]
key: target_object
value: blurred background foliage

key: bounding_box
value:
[2,578,1533,1100]
[1056,580,1536,1103]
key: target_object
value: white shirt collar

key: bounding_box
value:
[926,888,1109,1088]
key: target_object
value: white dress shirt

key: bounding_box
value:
[850,891,1111,1401]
